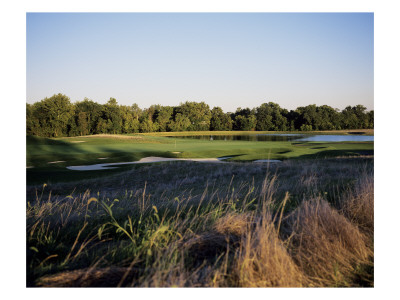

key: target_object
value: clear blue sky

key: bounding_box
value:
[26,13,374,112]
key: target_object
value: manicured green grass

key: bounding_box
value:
[26,133,373,185]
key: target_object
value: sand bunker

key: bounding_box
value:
[138,157,225,163]
[48,161,66,164]
[66,156,281,171]
[70,141,86,143]
[67,156,230,171]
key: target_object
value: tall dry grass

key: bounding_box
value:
[284,197,372,286]
[231,214,306,287]
[340,174,374,238]
[27,160,374,287]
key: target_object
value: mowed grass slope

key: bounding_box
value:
[27,133,374,164]
[26,133,373,184]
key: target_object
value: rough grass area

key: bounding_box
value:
[27,158,373,287]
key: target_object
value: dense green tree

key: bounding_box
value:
[26,103,41,136]
[102,98,123,134]
[32,94,75,137]
[295,105,323,130]
[145,105,158,123]
[300,124,313,131]
[139,107,157,133]
[168,113,191,131]
[234,107,253,118]
[130,103,142,120]
[316,105,340,130]
[233,107,257,131]
[122,103,142,133]
[154,106,174,132]
[341,106,360,129]
[74,98,103,135]
[367,110,374,129]
[96,118,108,134]
[210,107,233,131]
[26,95,373,136]
[30,102,53,137]
[120,105,140,133]
[255,103,276,131]
[178,101,211,131]
[255,102,288,131]
[139,118,157,133]
[285,110,300,131]
[77,112,89,136]
[353,105,369,128]
[234,114,257,131]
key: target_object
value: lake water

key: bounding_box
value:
[167,134,374,142]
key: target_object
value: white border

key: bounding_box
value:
[1,0,399,299]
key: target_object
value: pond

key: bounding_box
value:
[167,134,374,142]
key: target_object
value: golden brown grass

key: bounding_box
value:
[214,212,253,237]
[27,161,374,287]
[232,214,306,287]
[30,194,373,287]
[285,197,372,286]
[340,174,374,238]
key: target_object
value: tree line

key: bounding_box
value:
[26,94,374,137]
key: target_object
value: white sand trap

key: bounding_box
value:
[253,159,282,163]
[138,157,225,163]
[171,152,181,154]
[66,156,280,171]
[67,156,229,171]
[70,141,86,143]
[26,166,34,169]
[98,157,109,160]
[48,161,66,164]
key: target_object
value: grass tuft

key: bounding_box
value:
[27,158,374,287]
